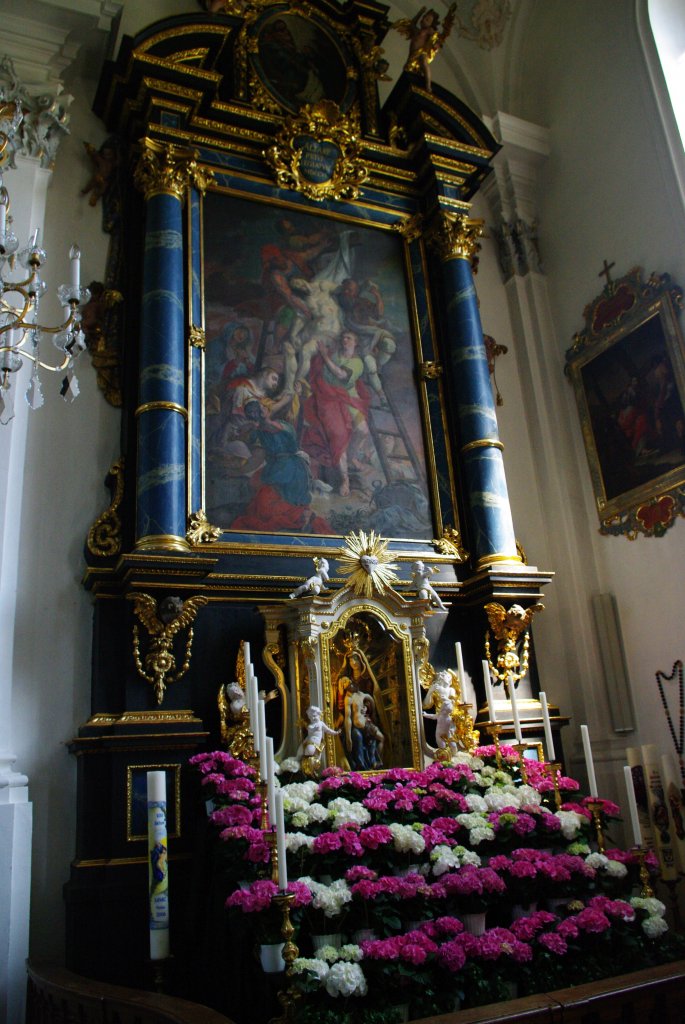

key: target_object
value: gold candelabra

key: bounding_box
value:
[545,762,562,810]
[585,798,606,853]
[271,892,300,1024]
[633,847,655,898]
[512,743,529,784]
[487,722,503,770]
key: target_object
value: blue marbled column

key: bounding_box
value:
[437,237,519,568]
[188,189,203,514]
[136,191,187,550]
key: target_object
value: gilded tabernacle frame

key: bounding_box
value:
[196,184,450,552]
[565,269,685,538]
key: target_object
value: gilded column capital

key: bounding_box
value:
[134,137,214,202]
[426,211,483,265]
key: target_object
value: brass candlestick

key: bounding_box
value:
[487,722,503,770]
[271,891,300,1024]
[585,798,606,853]
[633,846,655,898]
[257,779,270,831]
[512,743,528,784]
[546,762,562,810]
[266,829,279,885]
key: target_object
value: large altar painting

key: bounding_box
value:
[203,191,434,540]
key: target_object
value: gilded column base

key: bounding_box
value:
[476,552,523,570]
[134,534,190,553]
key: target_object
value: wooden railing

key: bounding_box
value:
[26,959,685,1024]
[26,961,236,1024]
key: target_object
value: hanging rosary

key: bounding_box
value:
[656,660,685,787]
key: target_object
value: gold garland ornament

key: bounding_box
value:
[264,100,368,202]
[337,530,399,597]
[484,601,543,684]
[128,593,208,704]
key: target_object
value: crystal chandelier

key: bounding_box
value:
[0,98,90,424]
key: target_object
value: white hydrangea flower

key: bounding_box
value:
[317,945,344,962]
[325,961,368,998]
[283,795,313,813]
[327,797,371,829]
[585,853,609,870]
[631,896,666,917]
[278,757,300,774]
[473,772,495,789]
[290,810,309,828]
[484,790,520,811]
[605,860,628,878]
[516,785,542,807]
[642,916,668,938]
[389,822,426,854]
[461,752,483,770]
[337,944,363,962]
[469,826,496,846]
[305,802,331,824]
[430,845,462,876]
[292,957,330,982]
[457,846,482,866]
[555,809,585,840]
[281,781,319,803]
[567,841,591,856]
[465,793,488,813]
[285,832,315,852]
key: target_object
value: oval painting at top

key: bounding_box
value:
[253,12,352,113]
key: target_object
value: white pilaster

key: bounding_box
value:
[481,112,632,804]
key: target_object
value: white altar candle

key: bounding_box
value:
[623,764,642,846]
[69,243,80,293]
[580,724,598,796]
[147,771,170,960]
[482,660,497,721]
[455,642,466,692]
[265,736,276,825]
[257,698,267,778]
[275,790,288,890]
[249,674,259,736]
[539,691,555,761]
[508,678,524,745]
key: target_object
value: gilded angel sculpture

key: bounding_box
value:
[393,4,457,92]
[128,593,208,704]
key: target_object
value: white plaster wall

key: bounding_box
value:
[11,63,118,960]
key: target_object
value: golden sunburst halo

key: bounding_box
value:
[337,530,399,597]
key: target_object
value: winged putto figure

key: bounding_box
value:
[128,593,209,704]
[393,4,457,91]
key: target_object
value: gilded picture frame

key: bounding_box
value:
[126,764,181,843]
[197,186,446,552]
[565,269,685,537]
[319,607,423,773]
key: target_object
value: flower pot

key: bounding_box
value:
[352,928,377,943]
[511,901,538,920]
[312,932,342,950]
[259,942,285,973]
[461,912,487,935]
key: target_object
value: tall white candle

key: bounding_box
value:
[265,737,276,825]
[508,678,524,744]
[580,724,598,796]
[243,640,251,671]
[623,764,642,846]
[147,771,170,960]
[482,660,497,722]
[257,698,267,778]
[539,692,555,761]
[455,643,466,693]
[0,198,6,240]
[249,675,259,737]
[275,790,288,890]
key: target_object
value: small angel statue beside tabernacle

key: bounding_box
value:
[289,557,330,599]
[423,695,458,758]
[422,668,457,711]
[297,705,340,759]
[393,5,457,92]
[225,681,246,719]
[411,560,447,610]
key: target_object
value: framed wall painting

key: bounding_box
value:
[200,187,439,549]
[565,269,685,537]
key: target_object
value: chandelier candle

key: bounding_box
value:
[580,725,598,797]
[147,771,170,960]
[539,692,555,760]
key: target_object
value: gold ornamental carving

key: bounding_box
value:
[187,509,222,545]
[189,325,206,350]
[394,213,424,243]
[134,137,214,203]
[484,601,543,684]
[264,100,368,202]
[427,212,483,266]
[419,360,442,380]
[87,458,125,558]
[433,525,468,563]
[337,530,399,597]
[128,593,209,704]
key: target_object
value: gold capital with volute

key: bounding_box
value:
[134,137,214,203]
[427,211,484,266]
